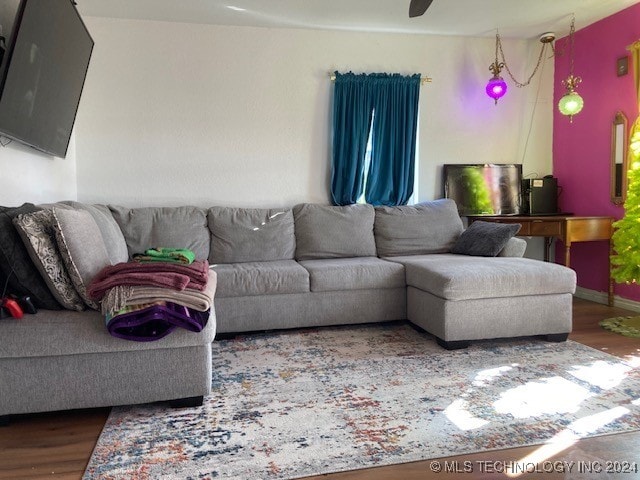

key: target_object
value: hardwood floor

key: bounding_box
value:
[1,298,639,480]
[0,410,108,480]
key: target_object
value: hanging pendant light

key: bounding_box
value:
[486,34,507,105]
[558,17,583,122]
[486,31,554,105]
[558,75,584,121]
[486,58,507,105]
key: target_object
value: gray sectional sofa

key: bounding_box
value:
[0,199,577,418]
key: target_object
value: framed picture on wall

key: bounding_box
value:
[617,56,629,76]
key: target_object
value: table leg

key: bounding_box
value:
[608,239,614,307]
[564,243,571,267]
[543,237,552,262]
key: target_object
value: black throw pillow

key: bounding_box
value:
[451,221,521,257]
[0,204,62,309]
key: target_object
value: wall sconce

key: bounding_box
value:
[557,17,583,122]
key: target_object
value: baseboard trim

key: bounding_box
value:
[574,286,640,313]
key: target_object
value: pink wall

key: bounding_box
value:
[553,3,640,302]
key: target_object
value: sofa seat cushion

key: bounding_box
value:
[0,309,216,359]
[385,254,576,301]
[299,257,406,292]
[212,260,310,298]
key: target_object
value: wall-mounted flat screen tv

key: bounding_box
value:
[443,163,522,216]
[0,0,93,158]
[0,1,23,82]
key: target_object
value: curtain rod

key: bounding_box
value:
[328,73,432,84]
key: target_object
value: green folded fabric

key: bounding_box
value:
[133,247,196,265]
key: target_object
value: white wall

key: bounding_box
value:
[0,135,77,206]
[75,17,554,208]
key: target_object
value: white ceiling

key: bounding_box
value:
[77,0,640,39]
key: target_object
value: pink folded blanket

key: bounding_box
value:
[88,260,209,301]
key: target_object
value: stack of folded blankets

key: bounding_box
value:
[88,248,216,342]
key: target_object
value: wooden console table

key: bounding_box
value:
[467,215,614,306]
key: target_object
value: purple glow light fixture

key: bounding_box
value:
[486,32,507,105]
[486,60,507,105]
[486,30,555,106]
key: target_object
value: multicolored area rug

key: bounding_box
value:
[84,323,640,480]
[600,316,640,338]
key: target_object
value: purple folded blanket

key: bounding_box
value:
[106,301,210,342]
[89,260,209,301]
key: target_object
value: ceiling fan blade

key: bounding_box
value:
[409,0,434,18]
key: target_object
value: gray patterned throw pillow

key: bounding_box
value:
[13,210,85,311]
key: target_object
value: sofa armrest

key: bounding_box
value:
[497,237,527,257]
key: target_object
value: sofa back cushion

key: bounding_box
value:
[60,201,128,264]
[293,203,376,260]
[109,205,210,260]
[374,199,464,256]
[208,207,295,264]
[52,208,111,309]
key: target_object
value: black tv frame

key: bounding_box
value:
[0,0,23,92]
[0,0,94,158]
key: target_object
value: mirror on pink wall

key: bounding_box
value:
[611,111,628,205]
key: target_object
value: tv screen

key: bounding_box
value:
[0,0,93,157]
[443,164,522,216]
[0,1,23,84]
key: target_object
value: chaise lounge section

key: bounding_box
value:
[397,254,575,349]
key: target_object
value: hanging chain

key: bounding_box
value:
[561,16,581,92]
[568,16,576,76]
[496,32,550,88]
[491,15,576,89]
[488,33,505,76]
